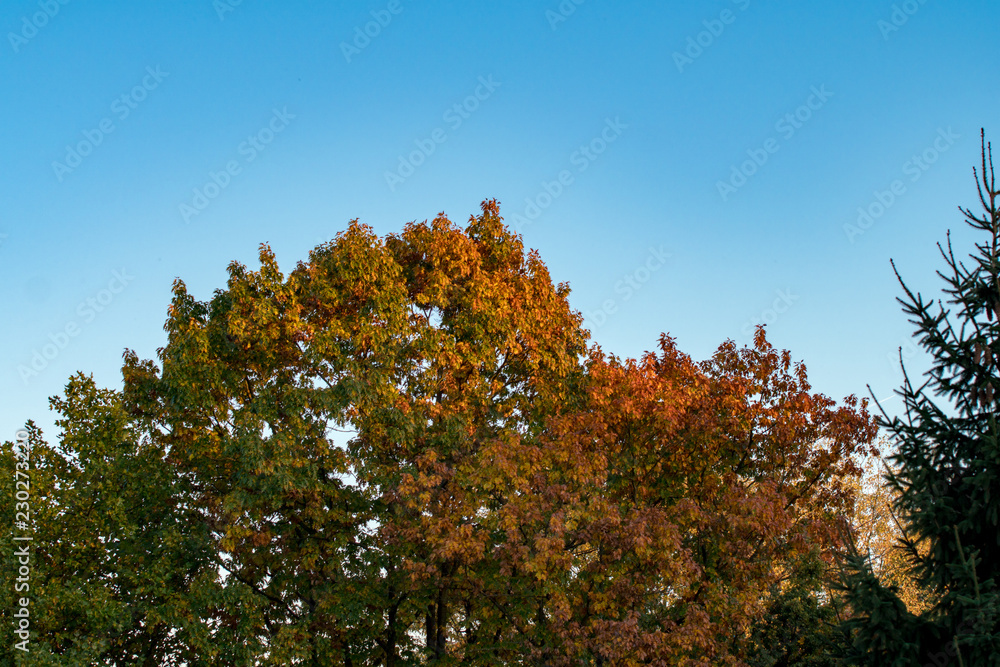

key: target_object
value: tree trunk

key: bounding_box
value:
[435,588,448,655]
[426,590,448,658]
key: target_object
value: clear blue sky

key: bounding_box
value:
[2,0,997,439]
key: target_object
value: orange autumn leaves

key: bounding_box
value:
[481,329,878,663]
[113,200,878,664]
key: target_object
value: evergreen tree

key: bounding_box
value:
[841,131,1000,665]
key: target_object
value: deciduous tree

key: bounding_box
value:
[0,375,217,665]
[5,199,883,665]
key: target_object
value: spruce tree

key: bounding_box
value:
[841,131,1000,665]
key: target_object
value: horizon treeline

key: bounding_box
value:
[3,135,999,664]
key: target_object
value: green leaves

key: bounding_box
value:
[10,199,882,664]
[841,132,1000,664]
[1,375,218,665]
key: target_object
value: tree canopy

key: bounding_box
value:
[3,200,881,665]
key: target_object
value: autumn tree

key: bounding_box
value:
[840,132,1000,665]
[6,199,881,665]
[443,327,878,664]
[0,376,218,665]
[120,200,591,663]
[848,440,932,617]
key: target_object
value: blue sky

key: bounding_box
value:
[2,0,997,439]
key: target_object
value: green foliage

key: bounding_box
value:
[840,132,1000,665]
[3,200,879,665]
[1,375,217,665]
[737,551,848,667]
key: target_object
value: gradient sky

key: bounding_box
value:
[3,0,998,440]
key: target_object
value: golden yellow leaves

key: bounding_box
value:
[849,444,934,615]
[102,200,888,663]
